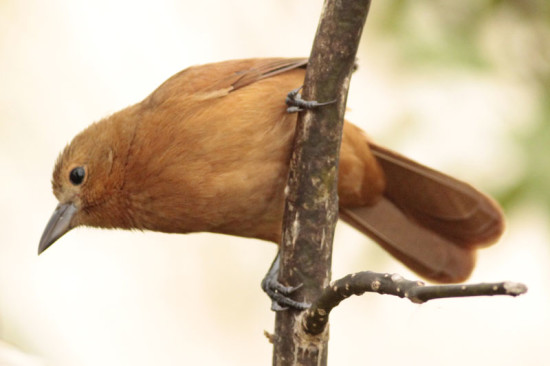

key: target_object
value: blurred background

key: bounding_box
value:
[1,0,549,365]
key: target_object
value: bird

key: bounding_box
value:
[39,57,504,300]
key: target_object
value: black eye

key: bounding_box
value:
[69,166,86,185]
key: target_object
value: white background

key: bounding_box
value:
[1,1,547,365]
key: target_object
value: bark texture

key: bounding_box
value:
[272,1,372,365]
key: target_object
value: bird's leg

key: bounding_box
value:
[285,85,336,113]
[261,251,311,311]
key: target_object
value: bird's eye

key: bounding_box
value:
[69,166,86,185]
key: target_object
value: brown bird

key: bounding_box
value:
[39,58,504,300]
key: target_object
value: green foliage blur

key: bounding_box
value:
[368,1,550,213]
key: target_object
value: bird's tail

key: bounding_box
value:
[340,142,504,283]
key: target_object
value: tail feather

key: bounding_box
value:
[340,200,476,283]
[340,142,505,283]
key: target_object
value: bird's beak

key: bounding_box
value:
[38,202,78,255]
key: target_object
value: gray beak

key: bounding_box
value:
[38,202,78,255]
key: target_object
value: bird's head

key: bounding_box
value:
[38,111,137,254]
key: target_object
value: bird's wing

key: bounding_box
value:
[146,58,308,105]
[206,57,308,92]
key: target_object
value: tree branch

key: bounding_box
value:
[302,271,528,335]
[272,1,372,365]
[269,0,527,365]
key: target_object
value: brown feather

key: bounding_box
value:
[368,142,504,247]
[339,142,504,282]
[44,58,505,283]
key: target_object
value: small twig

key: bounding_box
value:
[303,271,528,335]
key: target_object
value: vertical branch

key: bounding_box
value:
[272,1,372,365]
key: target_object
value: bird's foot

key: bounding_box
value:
[261,252,310,311]
[261,277,310,311]
[285,86,336,113]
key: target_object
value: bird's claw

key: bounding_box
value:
[285,86,336,113]
[261,277,310,311]
[261,252,311,311]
